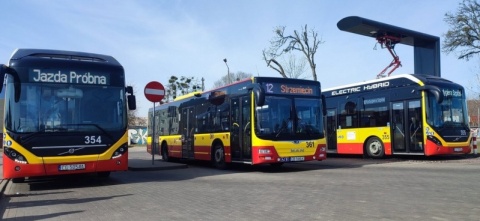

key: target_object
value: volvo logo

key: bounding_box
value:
[59,147,85,156]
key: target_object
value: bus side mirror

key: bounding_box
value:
[126,86,136,110]
[128,95,136,110]
[249,83,265,107]
[126,86,134,94]
[418,85,443,104]
[1,64,21,102]
[0,64,6,92]
[321,94,327,116]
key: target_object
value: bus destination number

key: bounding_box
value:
[306,141,314,148]
[85,136,102,144]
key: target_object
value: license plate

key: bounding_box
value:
[279,157,305,162]
[59,164,86,171]
[290,157,305,162]
[454,148,463,152]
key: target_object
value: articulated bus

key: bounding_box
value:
[147,77,326,168]
[323,74,471,158]
[0,49,136,182]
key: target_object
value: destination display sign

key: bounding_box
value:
[29,69,110,85]
[442,89,463,97]
[263,82,318,96]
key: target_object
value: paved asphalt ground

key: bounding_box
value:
[1,145,479,196]
[0,145,479,220]
[1,145,479,195]
[0,145,188,197]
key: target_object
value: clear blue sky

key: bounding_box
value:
[0,0,475,117]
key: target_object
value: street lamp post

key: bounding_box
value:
[477,95,479,128]
[223,58,230,84]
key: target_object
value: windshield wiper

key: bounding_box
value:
[276,122,288,137]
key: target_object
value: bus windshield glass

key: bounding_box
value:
[255,96,324,140]
[5,81,126,133]
[426,88,467,128]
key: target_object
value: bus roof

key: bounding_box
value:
[9,48,121,66]
[322,73,452,93]
[173,91,203,101]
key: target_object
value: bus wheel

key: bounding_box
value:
[161,143,170,162]
[97,172,111,178]
[270,163,284,168]
[366,137,384,159]
[212,144,226,169]
[12,177,25,183]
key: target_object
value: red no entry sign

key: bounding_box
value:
[144,81,165,102]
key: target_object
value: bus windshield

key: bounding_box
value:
[426,88,467,128]
[5,81,126,133]
[255,96,324,140]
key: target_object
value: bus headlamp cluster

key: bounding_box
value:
[258,149,271,154]
[4,147,28,164]
[112,145,128,159]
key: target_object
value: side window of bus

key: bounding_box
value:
[360,106,388,127]
[340,100,358,128]
[219,102,230,131]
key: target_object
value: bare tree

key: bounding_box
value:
[213,71,253,88]
[263,25,324,80]
[443,0,480,60]
[282,53,308,79]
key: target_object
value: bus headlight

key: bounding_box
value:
[4,147,28,164]
[112,145,128,159]
[258,149,271,154]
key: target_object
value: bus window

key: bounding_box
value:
[339,100,358,128]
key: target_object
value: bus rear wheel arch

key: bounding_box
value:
[365,137,385,159]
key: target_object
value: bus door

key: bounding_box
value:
[181,107,195,158]
[391,100,423,154]
[391,102,406,153]
[407,100,423,153]
[230,96,252,161]
[326,109,338,152]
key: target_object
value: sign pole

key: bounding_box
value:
[152,102,155,165]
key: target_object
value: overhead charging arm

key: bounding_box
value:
[337,16,441,78]
[375,34,402,78]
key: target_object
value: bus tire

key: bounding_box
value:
[212,143,226,169]
[12,177,25,183]
[270,163,284,168]
[365,137,385,159]
[97,172,111,178]
[161,143,170,162]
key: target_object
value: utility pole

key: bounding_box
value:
[223,58,230,84]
